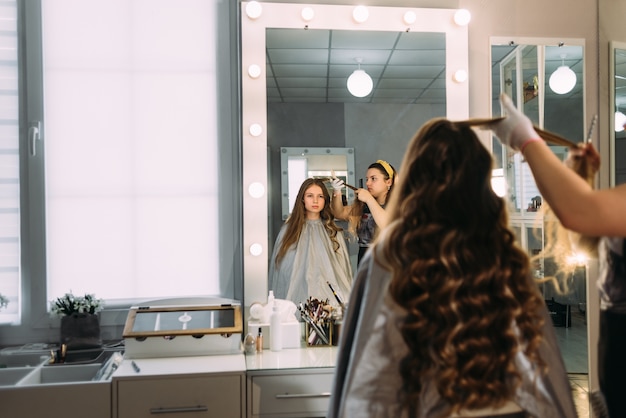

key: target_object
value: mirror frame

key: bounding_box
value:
[610,40,626,187]
[241,2,470,306]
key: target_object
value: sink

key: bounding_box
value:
[0,367,35,386]
[0,352,49,368]
[17,363,103,385]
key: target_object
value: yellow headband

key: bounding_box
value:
[376,160,394,179]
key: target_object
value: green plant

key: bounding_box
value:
[0,294,8,310]
[50,292,104,317]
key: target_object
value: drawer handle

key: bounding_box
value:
[150,405,209,414]
[275,392,331,399]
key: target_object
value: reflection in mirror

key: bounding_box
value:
[242,2,469,306]
[612,43,626,186]
[491,38,587,375]
[280,147,355,221]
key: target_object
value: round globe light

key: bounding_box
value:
[549,66,577,94]
[249,123,263,137]
[453,69,468,83]
[347,69,373,97]
[403,11,417,25]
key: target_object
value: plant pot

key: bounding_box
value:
[60,313,102,350]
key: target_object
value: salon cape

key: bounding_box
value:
[327,244,578,418]
[269,218,352,306]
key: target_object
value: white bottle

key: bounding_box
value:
[269,301,282,351]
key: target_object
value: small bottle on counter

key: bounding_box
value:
[256,327,263,353]
[269,301,282,352]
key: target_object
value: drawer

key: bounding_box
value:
[250,372,333,416]
[117,374,243,418]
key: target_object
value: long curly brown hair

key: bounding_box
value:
[381,119,546,416]
[275,178,343,264]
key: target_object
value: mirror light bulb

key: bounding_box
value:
[352,6,369,23]
[248,182,265,198]
[403,11,417,25]
[301,7,314,21]
[249,123,263,137]
[347,69,373,97]
[453,69,468,83]
[249,243,263,256]
[454,9,471,26]
[245,1,262,19]
[248,64,261,79]
[549,66,576,94]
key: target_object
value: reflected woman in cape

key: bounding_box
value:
[269,178,352,307]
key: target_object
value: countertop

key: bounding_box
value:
[245,346,338,371]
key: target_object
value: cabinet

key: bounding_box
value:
[113,355,246,418]
[245,347,338,418]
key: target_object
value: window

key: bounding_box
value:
[0,0,241,343]
[0,0,19,325]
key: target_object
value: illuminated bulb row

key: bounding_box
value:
[245,1,471,26]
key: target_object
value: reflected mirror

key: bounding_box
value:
[611,42,626,186]
[280,147,355,221]
[491,38,587,375]
[242,2,469,306]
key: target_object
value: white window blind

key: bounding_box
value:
[0,0,19,325]
[42,0,220,302]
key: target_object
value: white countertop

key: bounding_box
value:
[245,346,338,371]
[113,354,246,378]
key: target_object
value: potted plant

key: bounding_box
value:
[51,292,104,350]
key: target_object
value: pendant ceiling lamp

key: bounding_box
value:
[549,54,576,95]
[347,58,373,97]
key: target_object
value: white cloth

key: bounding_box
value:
[269,219,352,307]
[327,245,578,418]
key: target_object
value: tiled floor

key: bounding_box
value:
[553,308,590,417]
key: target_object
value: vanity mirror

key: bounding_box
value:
[242,2,469,305]
[611,41,626,186]
[491,37,587,375]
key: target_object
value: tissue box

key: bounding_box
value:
[248,321,302,349]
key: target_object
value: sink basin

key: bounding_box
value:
[0,352,49,368]
[0,367,35,386]
[17,363,103,385]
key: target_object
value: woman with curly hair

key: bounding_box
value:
[327,119,576,418]
[270,178,352,306]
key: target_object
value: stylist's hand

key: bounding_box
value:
[355,188,374,205]
[330,177,345,191]
[491,94,541,150]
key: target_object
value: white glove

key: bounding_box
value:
[491,94,541,151]
[330,177,344,191]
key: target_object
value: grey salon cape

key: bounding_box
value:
[269,219,352,306]
[327,244,578,418]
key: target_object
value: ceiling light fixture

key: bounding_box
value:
[347,58,373,97]
[549,53,577,95]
